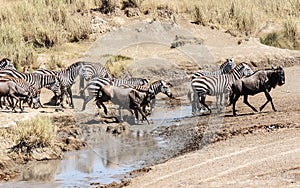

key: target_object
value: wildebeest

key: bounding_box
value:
[95,85,151,124]
[230,66,285,116]
[0,80,30,112]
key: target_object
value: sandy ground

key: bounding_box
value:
[127,65,300,187]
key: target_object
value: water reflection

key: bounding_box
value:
[3,105,192,187]
[21,160,59,182]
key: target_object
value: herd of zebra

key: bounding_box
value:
[0,58,173,118]
[0,56,285,122]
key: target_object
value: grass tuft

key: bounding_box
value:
[12,115,57,151]
[104,55,132,76]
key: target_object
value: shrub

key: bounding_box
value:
[104,55,132,76]
[12,115,57,151]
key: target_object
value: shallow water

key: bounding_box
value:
[1,105,192,187]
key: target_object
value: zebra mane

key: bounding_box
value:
[227,63,247,74]
[67,62,83,71]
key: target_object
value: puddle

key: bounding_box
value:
[1,104,192,187]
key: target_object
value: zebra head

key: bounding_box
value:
[48,75,62,96]
[28,89,41,109]
[159,80,173,98]
[235,63,254,77]
[220,58,236,74]
[0,58,16,70]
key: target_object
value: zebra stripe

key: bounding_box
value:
[80,62,112,80]
[34,62,83,108]
[81,77,112,111]
[79,62,112,96]
[191,58,236,80]
[113,77,149,87]
[191,63,253,113]
[0,58,16,70]
[0,69,61,96]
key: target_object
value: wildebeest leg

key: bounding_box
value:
[231,93,241,116]
[243,95,258,112]
[136,106,150,125]
[134,110,139,124]
[96,101,108,115]
[260,91,276,112]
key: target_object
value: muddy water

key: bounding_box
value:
[1,104,192,187]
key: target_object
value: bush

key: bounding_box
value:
[12,115,57,152]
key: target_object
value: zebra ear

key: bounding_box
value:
[167,82,173,87]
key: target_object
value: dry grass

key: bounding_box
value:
[104,54,132,76]
[0,0,100,68]
[14,115,57,149]
[1,0,299,69]
[0,115,57,151]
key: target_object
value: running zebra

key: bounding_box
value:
[79,62,112,97]
[191,58,236,80]
[189,58,236,111]
[191,63,254,114]
[34,61,83,108]
[0,58,16,70]
[81,77,112,111]
[113,77,149,87]
[125,80,173,111]
[0,69,61,102]
[0,76,40,110]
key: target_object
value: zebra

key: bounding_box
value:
[0,58,16,70]
[191,58,236,80]
[79,62,112,97]
[188,58,236,111]
[113,77,149,87]
[34,61,83,108]
[81,77,112,111]
[0,76,40,110]
[191,63,254,114]
[0,69,61,104]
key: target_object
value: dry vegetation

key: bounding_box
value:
[0,0,299,70]
[0,115,58,152]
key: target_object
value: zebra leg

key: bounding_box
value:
[243,95,258,112]
[260,91,276,112]
[79,76,86,98]
[81,95,94,111]
[67,87,74,108]
[199,94,211,113]
[192,91,199,114]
